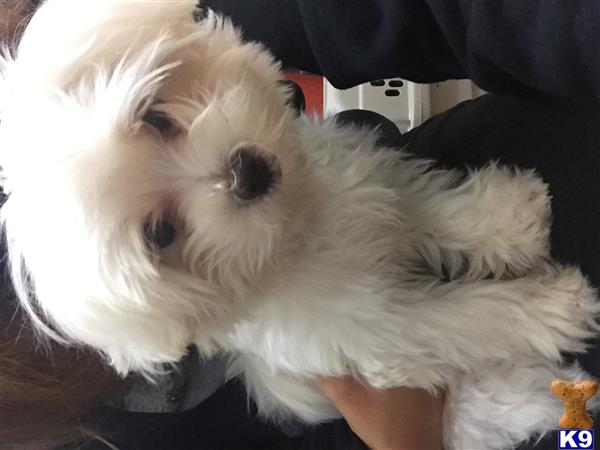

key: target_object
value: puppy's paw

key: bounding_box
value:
[527,263,600,355]
[456,165,551,278]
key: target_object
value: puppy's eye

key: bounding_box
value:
[144,220,176,249]
[142,110,179,137]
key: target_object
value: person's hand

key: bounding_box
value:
[314,376,444,450]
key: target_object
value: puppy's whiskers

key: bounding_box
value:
[211,171,238,196]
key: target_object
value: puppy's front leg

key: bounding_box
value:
[350,263,599,390]
[235,264,598,396]
[411,165,551,279]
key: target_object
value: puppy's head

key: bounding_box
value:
[0,0,312,375]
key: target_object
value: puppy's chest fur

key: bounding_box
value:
[223,125,462,375]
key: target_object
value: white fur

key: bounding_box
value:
[1,2,599,449]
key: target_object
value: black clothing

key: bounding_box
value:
[205,0,600,103]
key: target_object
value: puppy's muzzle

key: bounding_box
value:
[228,145,281,202]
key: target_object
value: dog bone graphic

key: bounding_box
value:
[551,379,598,430]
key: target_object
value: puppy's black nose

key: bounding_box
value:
[229,145,281,202]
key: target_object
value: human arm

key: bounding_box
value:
[262,378,443,450]
[314,377,444,450]
[202,0,600,102]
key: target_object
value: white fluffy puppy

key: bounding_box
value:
[1,1,599,448]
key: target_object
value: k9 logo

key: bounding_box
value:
[559,430,594,449]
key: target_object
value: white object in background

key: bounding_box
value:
[324,79,485,132]
[324,79,424,133]
[427,80,485,117]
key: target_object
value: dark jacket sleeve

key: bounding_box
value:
[269,421,368,450]
[202,0,600,102]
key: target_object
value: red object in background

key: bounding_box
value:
[284,72,324,118]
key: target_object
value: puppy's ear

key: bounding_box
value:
[13,0,199,87]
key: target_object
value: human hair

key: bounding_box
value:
[0,0,42,44]
[0,253,122,449]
